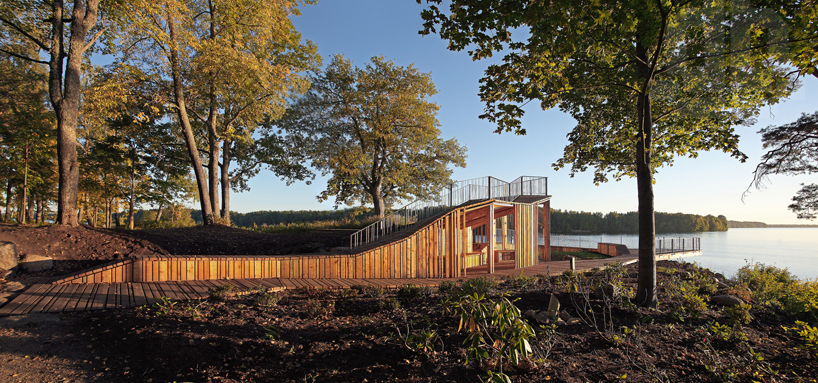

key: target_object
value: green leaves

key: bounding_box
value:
[278,55,466,217]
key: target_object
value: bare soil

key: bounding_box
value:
[0,224,816,382]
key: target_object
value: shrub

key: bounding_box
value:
[207,284,236,301]
[397,285,423,300]
[254,291,283,307]
[734,263,818,320]
[724,303,754,326]
[461,276,500,296]
[503,273,539,289]
[783,321,818,357]
[373,298,401,312]
[358,285,384,298]
[303,299,335,318]
[335,288,359,299]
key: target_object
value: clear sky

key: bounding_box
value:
[224,0,817,225]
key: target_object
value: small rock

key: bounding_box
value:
[4,281,26,294]
[20,254,54,273]
[0,242,18,276]
[547,294,560,312]
[710,294,745,307]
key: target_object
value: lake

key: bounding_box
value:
[551,228,818,280]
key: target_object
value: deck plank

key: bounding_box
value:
[1,284,49,316]
[29,284,67,314]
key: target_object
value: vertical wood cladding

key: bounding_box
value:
[55,200,550,284]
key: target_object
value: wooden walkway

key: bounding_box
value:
[0,256,639,317]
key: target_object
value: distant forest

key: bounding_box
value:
[151,208,729,234]
[189,208,363,227]
[550,210,729,234]
[728,220,818,228]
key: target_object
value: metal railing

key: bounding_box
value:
[551,235,701,254]
[349,176,548,248]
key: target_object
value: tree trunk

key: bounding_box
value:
[27,195,35,224]
[634,46,657,307]
[369,181,386,218]
[21,142,29,224]
[221,138,232,225]
[155,204,164,223]
[128,165,135,230]
[105,199,110,228]
[3,179,11,222]
[92,205,98,227]
[207,122,221,222]
[77,193,84,225]
[167,12,214,225]
[49,0,100,227]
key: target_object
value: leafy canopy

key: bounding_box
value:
[420,0,795,183]
[279,55,467,216]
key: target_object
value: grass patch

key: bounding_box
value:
[247,217,378,234]
[552,251,608,260]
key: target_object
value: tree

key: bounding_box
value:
[419,0,798,306]
[748,111,818,220]
[280,55,467,218]
[119,0,320,225]
[789,183,818,220]
[1,0,113,226]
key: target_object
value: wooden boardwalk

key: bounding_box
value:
[0,256,640,317]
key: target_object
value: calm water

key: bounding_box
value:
[552,228,818,280]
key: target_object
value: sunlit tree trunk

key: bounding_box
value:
[221,139,232,225]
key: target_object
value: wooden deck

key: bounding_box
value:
[0,256,638,317]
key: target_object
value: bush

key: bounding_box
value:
[373,298,401,312]
[303,299,335,318]
[397,284,429,300]
[734,263,818,320]
[207,284,236,301]
[357,285,384,298]
[254,291,283,307]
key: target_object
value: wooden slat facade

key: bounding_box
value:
[53,198,551,284]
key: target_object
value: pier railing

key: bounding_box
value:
[350,176,548,249]
[551,235,701,255]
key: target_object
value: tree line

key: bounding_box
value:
[551,209,729,234]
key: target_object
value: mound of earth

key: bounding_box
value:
[0,224,353,280]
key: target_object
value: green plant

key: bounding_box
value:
[303,299,335,319]
[394,325,439,360]
[358,285,384,298]
[734,263,818,320]
[697,332,778,382]
[783,321,818,357]
[263,325,281,341]
[723,303,753,326]
[207,284,236,301]
[373,298,401,312]
[397,284,425,300]
[155,296,177,315]
[662,276,708,322]
[335,288,359,299]
[460,277,500,297]
[561,270,584,293]
[255,291,282,307]
[446,292,537,377]
[708,321,748,343]
[503,273,539,289]
[437,280,458,295]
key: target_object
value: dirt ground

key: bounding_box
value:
[0,224,351,282]
[0,224,816,382]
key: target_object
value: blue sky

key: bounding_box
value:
[223,0,817,225]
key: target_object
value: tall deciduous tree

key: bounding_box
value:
[419,0,798,306]
[1,0,111,226]
[119,0,319,225]
[280,55,467,218]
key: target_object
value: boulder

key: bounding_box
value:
[4,281,26,294]
[710,294,745,307]
[0,242,17,276]
[20,254,54,273]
